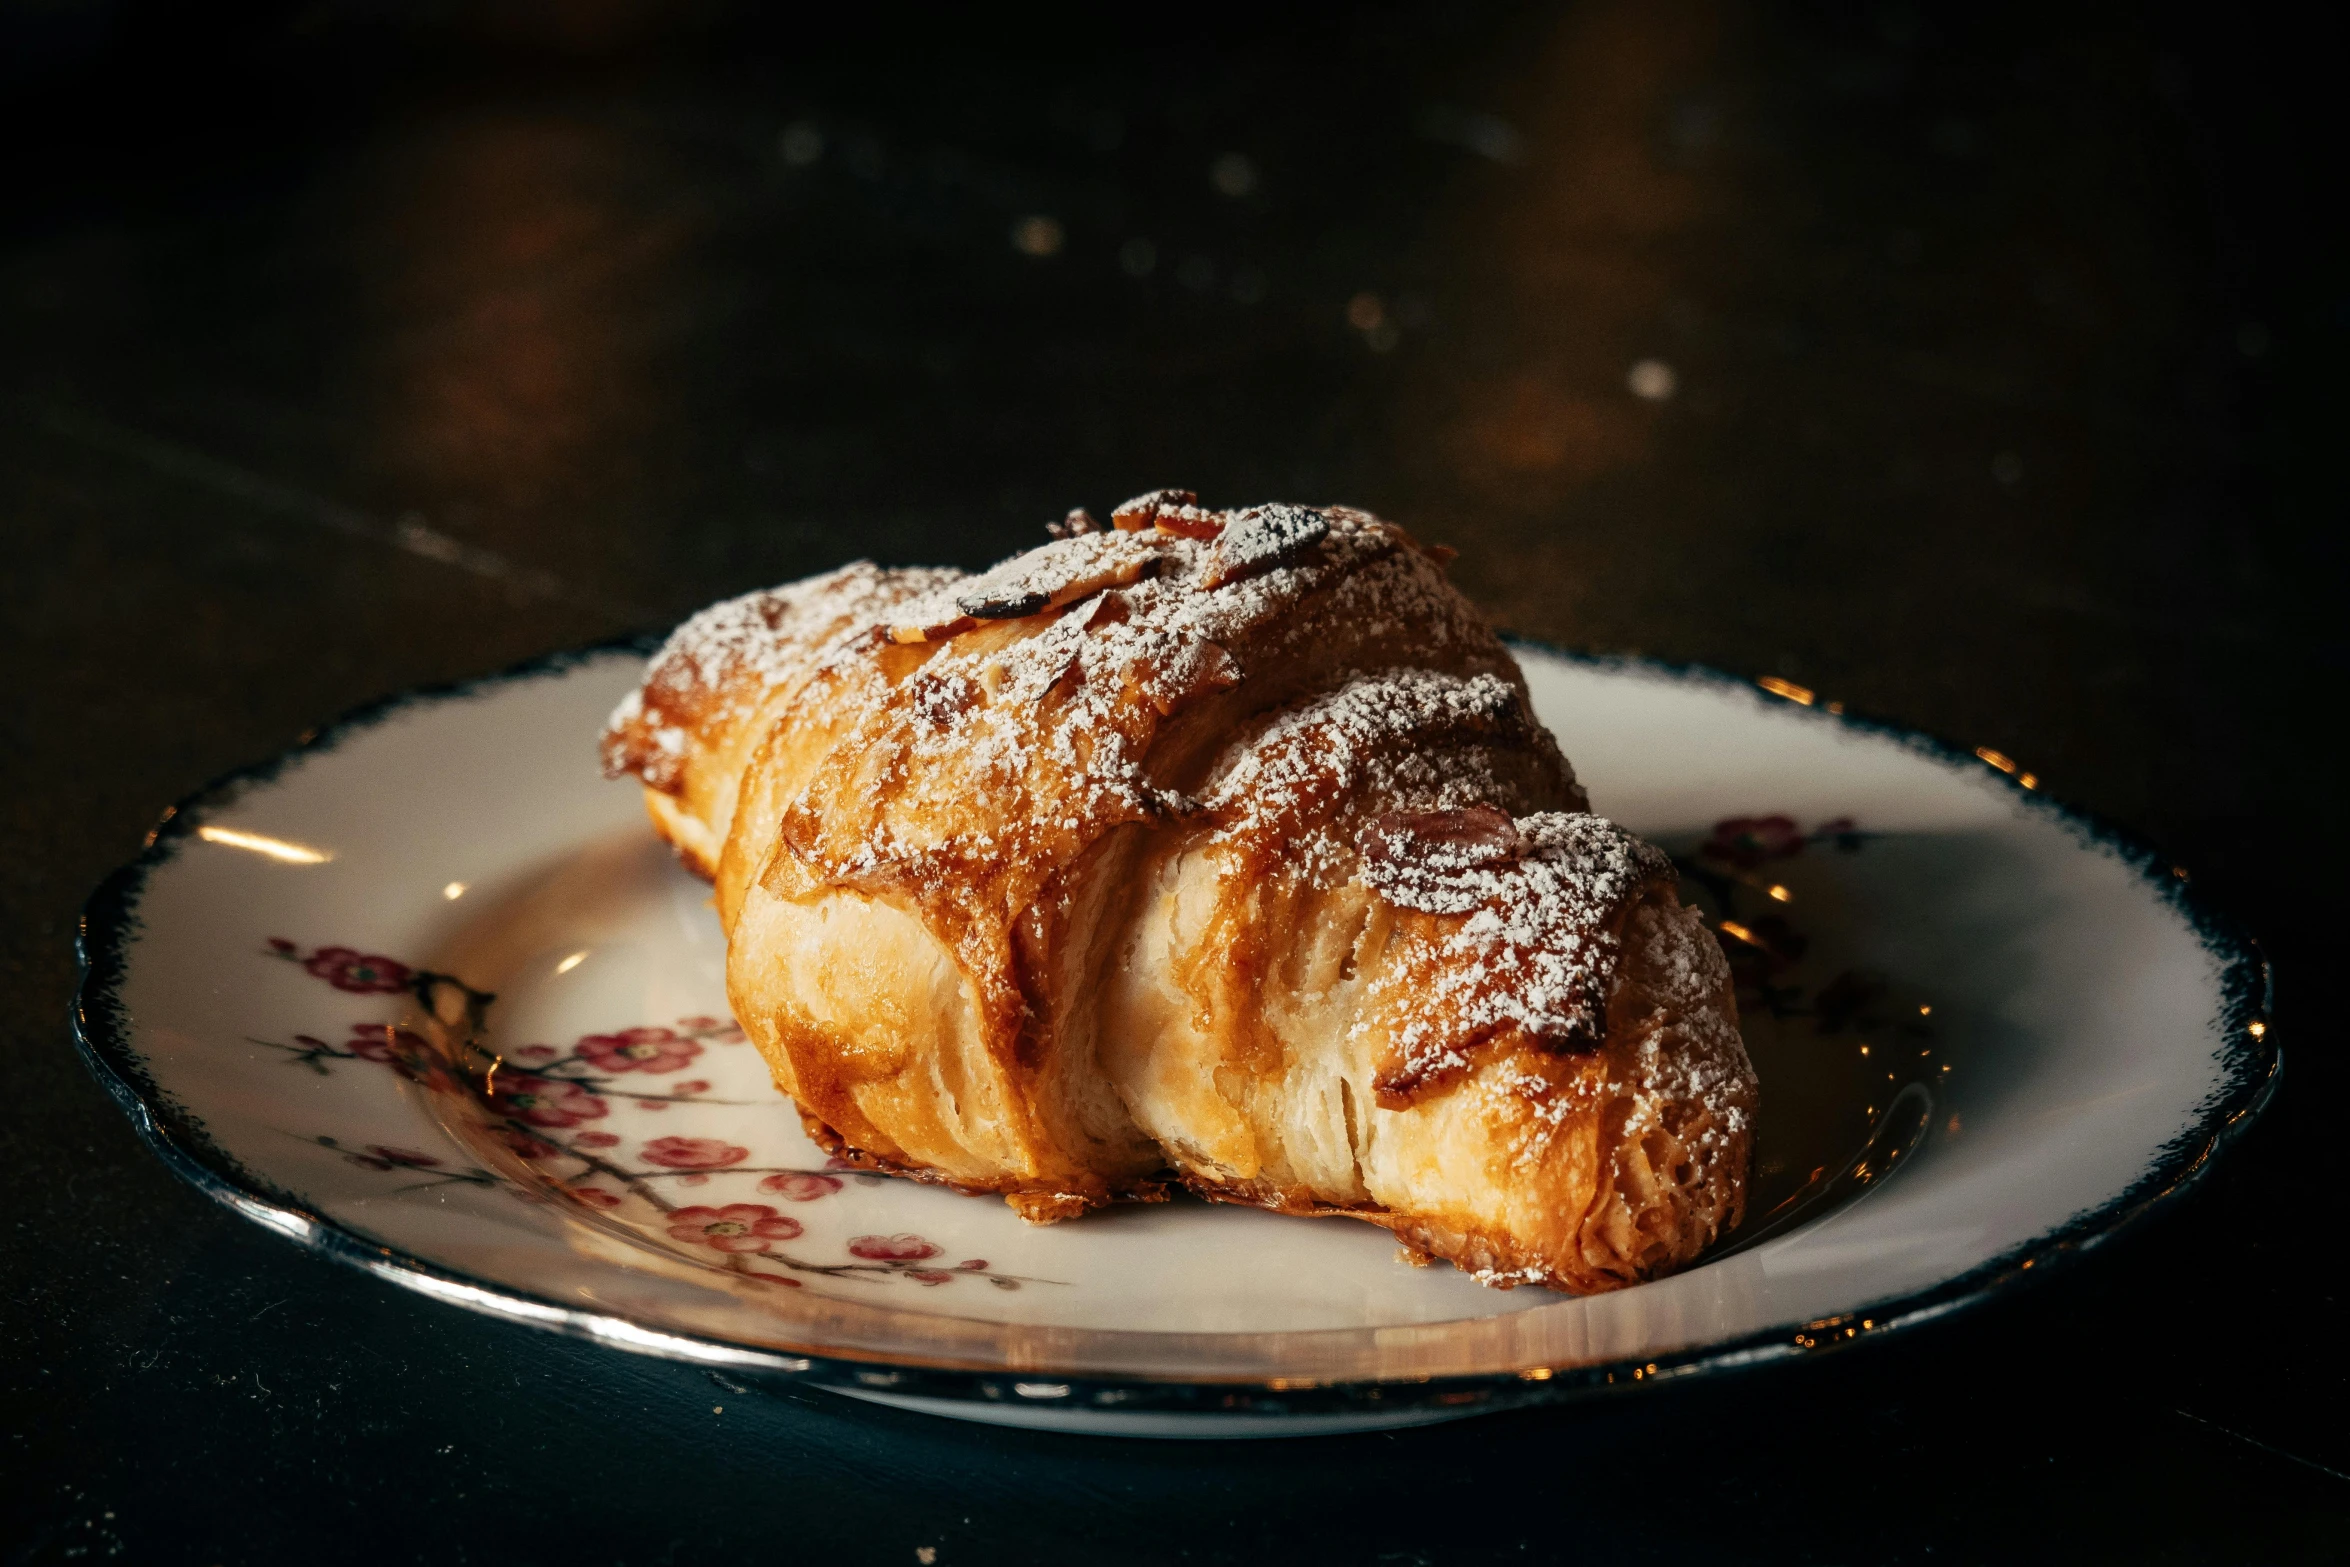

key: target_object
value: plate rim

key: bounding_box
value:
[71,636,2279,1426]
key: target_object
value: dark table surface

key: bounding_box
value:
[4,3,2344,1561]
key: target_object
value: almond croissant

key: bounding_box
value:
[602,493,1755,1292]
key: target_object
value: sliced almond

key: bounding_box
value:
[1358,804,1525,914]
[889,616,974,645]
[1142,636,1241,716]
[1151,505,1225,540]
[1204,503,1330,587]
[1110,487,1199,530]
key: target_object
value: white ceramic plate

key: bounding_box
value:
[75,644,2274,1437]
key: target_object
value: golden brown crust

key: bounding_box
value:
[602,563,960,882]
[602,496,1756,1291]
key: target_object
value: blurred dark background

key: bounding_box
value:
[2,2,2342,1561]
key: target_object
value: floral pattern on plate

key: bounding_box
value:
[257,940,1052,1292]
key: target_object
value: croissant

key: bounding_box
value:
[602,493,1755,1292]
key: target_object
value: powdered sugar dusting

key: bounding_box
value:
[1359,805,1526,912]
[886,530,1170,631]
[785,510,1494,906]
[1200,671,1574,887]
[1369,812,1674,1100]
[601,562,959,786]
[1616,897,1754,1137]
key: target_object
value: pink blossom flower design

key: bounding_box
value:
[344,1024,431,1064]
[667,1204,803,1253]
[907,1270,954,1285]
[337,1023,460,1089]
[680,1015,746,1043]
[302,946,412,995]
[492,1074,608,1128]
[641,1136,748,1170]
[576,1027,703,1075]
[759,1173,844,1201]
[1700,815,1807,870]
[677,1174,709,1187]
[514,1045,558,1061]
[671,1079,711,1096]
[572,1131,621,1149]
[849,1234,941,1262]
[570,1186,623,1210]
[493,1127,560,1160]
[635,1099,669,1112]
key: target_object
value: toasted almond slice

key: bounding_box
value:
[1110,487,1198,530]
[958,586,1053,619]
[1151,505,1225,541]
[952,534,1162,621]
[1359,805,1525,909]
[1141,636,1241,716]
[1203,503,1330,587]
[889,615,974,645]
[886,534,1164,643]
